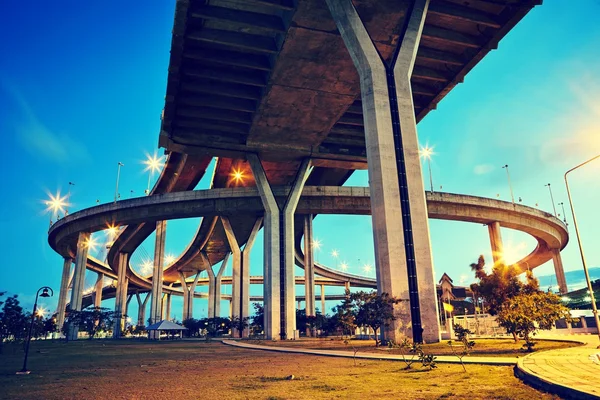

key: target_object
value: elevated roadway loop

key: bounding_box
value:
[50,186,568,305]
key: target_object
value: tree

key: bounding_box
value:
[332,292,356,338]
[469,255,539,316]
[496,291,571,351]
[250,303,264,337]
[448,325,475,372]
[351,291,402,347]
[230,316,249,338]
[66,306,119,339]
[0,294,27,344]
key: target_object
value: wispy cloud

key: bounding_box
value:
[2,80,90,164]
[473,164,494,175]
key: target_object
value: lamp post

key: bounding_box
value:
[18,286,53,374]
[114,162,124,203]
[544,183,557,216]
[564,153,600,343]
[501,165,515,204]
[66,182,75,215]
[558,202,568,226]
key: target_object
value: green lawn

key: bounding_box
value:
[0,339,561,399]
[252,337,581,358]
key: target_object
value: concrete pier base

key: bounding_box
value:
[67,232,90,341]
[56,257,72,331]
[149,221,167,339]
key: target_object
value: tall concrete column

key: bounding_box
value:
[248,154,311,340]
[56,257,72,331]
[113,252,129,338]
[221,216,242,336]
[297,300,302,310]
[327,0,439,343]
[207,252,229,319]
[488,222,504,266]
[552,249,568,294]
[320,284,326,315]
[241,218,262,337]
[150,221,167,337]
[164,293,172,320]
[68,232,90,340]
[303,215,315,318]
[94,273,103,308]
[136,292,151,326]
[180,271,201,321]
[344,281,350,293]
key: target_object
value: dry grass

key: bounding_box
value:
[252,337,580,357]
[0,339,561,400]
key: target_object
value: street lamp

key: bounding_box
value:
[558,202,568,225]
[501,165,515,204]
[544,183,557,216]
[564,153,600,343]
[66,182,75,215]
[18,286,53,374]
[114,162,124,203]
[419,145,434,193]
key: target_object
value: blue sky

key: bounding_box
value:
[1,1,600,320]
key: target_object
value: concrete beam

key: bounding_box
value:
[248,153,280,340]
[113,252,129,338]
[94,273,103,308]
[68,232,90,340]
[327,0,438,343]
[303,215,315,318]
[207,252,229,318]
[552,249,568,294]
[242,217,263,337]
[56,257,72,332]
[393,0,440,344]
[488,221,504,266]
[221,216,241,336]
[150,221,167,338]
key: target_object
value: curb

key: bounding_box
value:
[222,339,518,366]
[514,355,600,400]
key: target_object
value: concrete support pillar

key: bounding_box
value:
[164,293,172,321]
[297,300,302,310]
[327,0,438,343]
[68,232,90,340]
[94,273,103,308]
[488,221,504,266]
[241,218,262,337]
[344,281,350,292]
[180,271,201,321]
[150,221,167,338]
[228,299,233,318]
[207,252,229,319]
[552,249,568,294]
[320,284,326,315]
[56,257,72,331]
[221,216,242,336]
[248,154,311,340]
[113,252,129,338]
[136,292,151,326]
[303,215,315,318]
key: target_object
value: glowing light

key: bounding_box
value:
[561,296,571,302]
[331,249,339,258]
[36,308,47,318]
[105,224,119,238]
[340,262,349,272]
[312,239,321,250]
[126,317,132,324]
[143,152,165,174]
[164,254,176,265]
[44,191,69,215]
[584,296,592,302]
[419,145,434,160]
[230,167,246,185]
[140,260,153,275]
[363,263,373,274]
[84,237,98,251]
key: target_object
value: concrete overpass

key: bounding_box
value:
[49,0,546,342]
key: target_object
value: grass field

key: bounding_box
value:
[251,337,581,358]
[0,339,562,400]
